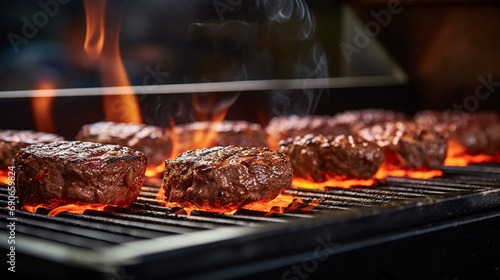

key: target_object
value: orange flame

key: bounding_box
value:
[188,95,229,151]
[155,187,308,215]
[22,203,108,217]
[374,162,443,179]
[83,0,105,63]
[145,163,165,178]
[30,81,56,133]
[83,0,142,124]
[292,177,375,190]
[0,170,11,185]
[241,193,297,212]
[444,139,500,167]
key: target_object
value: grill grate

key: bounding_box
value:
[1,164,500,279]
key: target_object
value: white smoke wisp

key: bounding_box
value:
[262,0,316,41]
[261,0,329,117]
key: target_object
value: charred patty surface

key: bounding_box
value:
[265,115,349,150]
[15,141,147,207]
[278,134,385,182]
[76,122,172,166]
[357,121,448,170]
[0,130,64,169]
[162,146,292,212]
[415,111,500,155]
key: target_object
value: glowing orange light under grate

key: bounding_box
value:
[444,139,500,167]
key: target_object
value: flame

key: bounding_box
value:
[22,203,108,217]
[242,194,296,212]
[444,139,500,166]
[0,170,11,185]
[292,177,375,190]
[83,0,142,124]
[155,187,309,215]
[183,95,229,151]
[145,163,165,178]
[374,162,443,179]
[22,205,42,213]
[30,81,56,133]
[47,204,107,217]
[83,0,105,63]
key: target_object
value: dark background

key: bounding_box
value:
[0,0,498,139]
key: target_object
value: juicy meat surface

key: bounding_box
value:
[278,134,385,182]
[415,111,500,155]
[0,130,64,169]
[76,122,172,166]
[162,146,293,212]
[15,141,147,207]
[357,121,448,170]
[173,121,267,155]
[265,110,408,150]
[330,109,409,134]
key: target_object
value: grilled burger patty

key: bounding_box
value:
[265,110,408,150]
[15,141,147,207]
[278,134,385,182]
[265,115,348,150]
[0,130,64,169]
[76,122,172,166]
[162,146,293,212]
[415,110,500,155]
[330,109,410,134]
[173,121,267,154]
[357,121,448,170]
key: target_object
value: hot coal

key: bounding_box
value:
[0,130,64,169]
[15,141,147,207]
[278,134,385,182]
[76,122,172,166]
[415,111,500,155]
[357,121,448,170]
[173,121,267,155]
[162,146,292,212]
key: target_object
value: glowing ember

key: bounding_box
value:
[444,139,500,167]
[83,0,142,124]
[22,203,108,217]
[22,205,42,213]
[374,162,443,179]
[292,177,375,190]
[155,187,309,215]
[242,194,296,212]
[145,163,165,178]
[30,81,56,133]
[0,170,11,185]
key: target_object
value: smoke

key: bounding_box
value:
[260,0,329,117]
[262,0,316,41]
[137,0,329,125]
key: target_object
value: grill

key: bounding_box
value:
[2,164,500,279]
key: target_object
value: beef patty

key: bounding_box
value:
[265,110,408,150]
[173,121,267,155]
[415,111,500,155]
[0,130,64,169]
[76,122,172,166]
[15,141,147,207]
[357,121,448,170]
[278,134,385,182]
[162,146,292,212]
[265,115,348,150]
[330,109,410,134]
